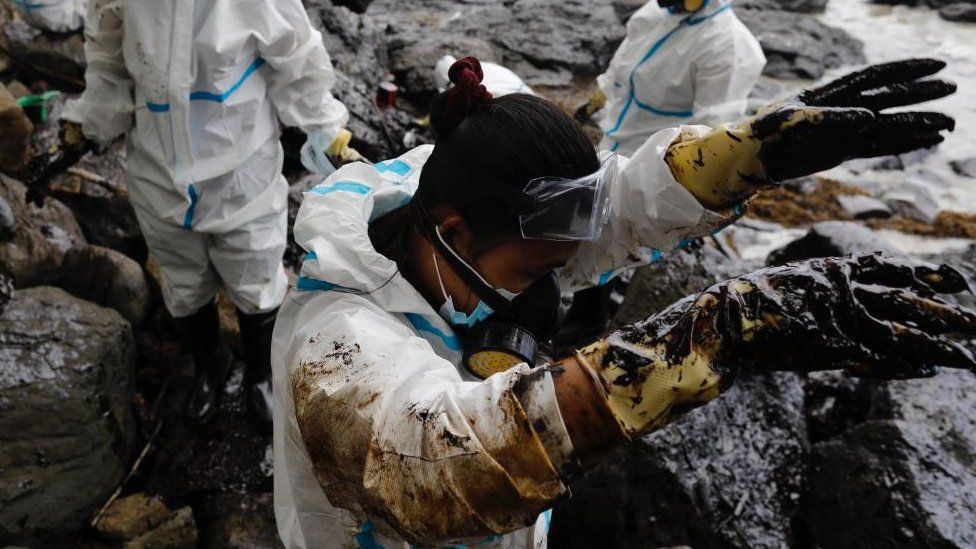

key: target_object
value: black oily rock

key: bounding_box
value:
[737,7,866,79]
[0,272,11,314]
[807,369,976,548]
[29,104,147,263]
[835,194,893,220]
[366,0,625,92]
[304,1,418,160]
[950,156,976,177]
[59,244,150,326]
[551,371,807,549]
[1,20,86,89]
[0,194,14,239]
[611,242,757,330]
[766,221,899,266]
[739,0,829,13]
[0,287,136,545]
[940,3,976,21]
[0,174,87,287]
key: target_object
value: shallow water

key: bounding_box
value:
[818,0,976,213]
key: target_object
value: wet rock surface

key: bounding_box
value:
[1,20,86,90]
[836,194,893,219]
[0,286,136,545]
[0,174,86,287]
[366,0,625,92]
[807,370,976,548]
[611,242,758,330]
[738,4,866,79]
[59,244,150,326]
[0,82,33,172]
[199,493,282,549]
[304,1,420,161]
[551,371,808,549]
[766,220,899,265]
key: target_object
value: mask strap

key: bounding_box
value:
[431,251,450,302]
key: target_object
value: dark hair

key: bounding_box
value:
[371,57,598,262]
[417,92,600,246]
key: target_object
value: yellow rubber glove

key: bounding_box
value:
[574,89,607,123]
[666,58,956,210]
[573,254,976,438]
[326,128,364,164]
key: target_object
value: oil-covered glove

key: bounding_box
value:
[667,59,957,209]
[574,89,607,123]
[24,120,98,207]
[60,120,98,157]
[574,254,976,437]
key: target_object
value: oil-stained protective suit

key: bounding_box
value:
[273,127,741,547]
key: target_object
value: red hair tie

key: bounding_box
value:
[440,56,494,134]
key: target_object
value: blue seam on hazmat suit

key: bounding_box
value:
[182,183,198,229]
[145,57,267,112]
[309,181,371,196]
[404,313,463,351]
[13,0,49,12]
[295,276,359,292]
[374,159,412,176]
[605,0,733,138]
[355,521,385,549]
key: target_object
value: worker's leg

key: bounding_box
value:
[206,145,288,429]
[133,205,232,422]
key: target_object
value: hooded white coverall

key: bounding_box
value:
[61,0,349,317]
[13,0,87,33]
[434,55,536,97]
[597,0,766,156]
[273,127,743,548]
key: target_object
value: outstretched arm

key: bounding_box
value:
[558,254,976,439]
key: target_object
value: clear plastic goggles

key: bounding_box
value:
[519,151,618,241]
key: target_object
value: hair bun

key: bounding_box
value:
[432,56,494,138]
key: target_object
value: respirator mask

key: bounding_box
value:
[413,152,619,379]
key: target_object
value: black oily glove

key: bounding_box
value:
[574,254,976,437]
[667,58,957,209]
[24,121,98,207]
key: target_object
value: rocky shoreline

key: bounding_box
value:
[2,0,975,546]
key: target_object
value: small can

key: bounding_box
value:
[376,82,398,109]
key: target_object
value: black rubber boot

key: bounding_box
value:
[172,300,233,424]
[236,307,277,431]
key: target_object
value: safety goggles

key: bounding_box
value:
[519,151,619,242]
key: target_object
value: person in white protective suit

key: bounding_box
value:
[12,0,87,33]
[434,54,536,96]
[591,0,766,156]
[273,55,745,549]
[273,56,958,547]
[59,0,359,428]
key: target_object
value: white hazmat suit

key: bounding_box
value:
[62,0,349,317]
[597,0,765,156]
[13,0,87,33]
[273,128,743,547]
[434,55,536,97]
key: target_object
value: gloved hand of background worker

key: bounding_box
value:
[573,253,976,438]
[300,127,365,175]
[23,120,99,207]
[59,120,98,157]
[667,58,957,209]
[326,128,364,165]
